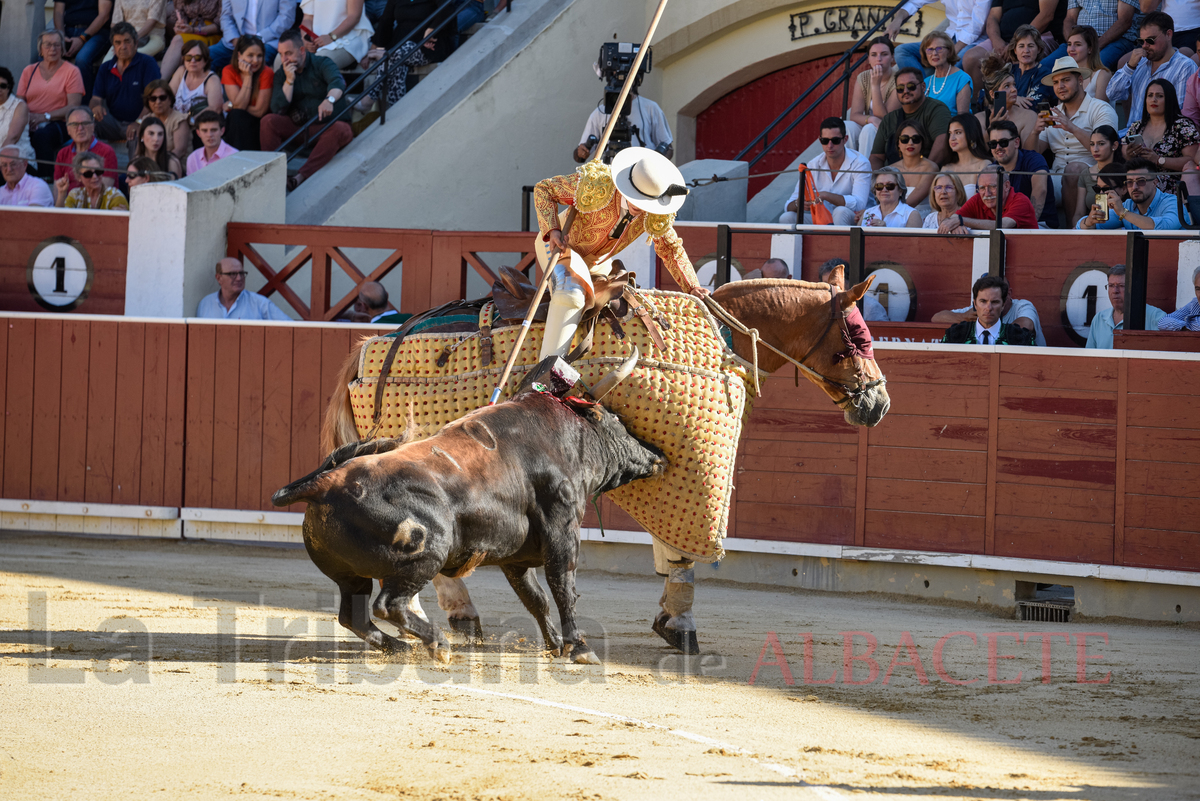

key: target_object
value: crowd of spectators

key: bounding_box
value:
[786,6,1200,232]
[1,0,477,206]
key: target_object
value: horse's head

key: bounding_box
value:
[712,276,890,428]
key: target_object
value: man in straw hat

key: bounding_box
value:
[532,145,708,653]
[1024,55,1118,224]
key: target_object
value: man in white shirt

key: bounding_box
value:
[575,92,673,162]
[780,117,871,226]
[890,0,992,75]
[196,258,291,320]
[1025,56,1118,224]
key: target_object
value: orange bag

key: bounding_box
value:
[798,164,833,225]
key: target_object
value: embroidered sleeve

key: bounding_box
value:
[533,172,578,237]
[653,223,700,293]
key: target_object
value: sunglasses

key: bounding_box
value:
[79,169,103,178]
[896,82,921,92]
[184,55,206,62]
[819,136,844,145]
[1125,177,1153,188]
[0,83,9,91]
[988,137,1016,149]
[873,182,899,192]
[1093,183,1117,192]
[898,134,924,144]
[221,270,248,278]
[1135,36,1157,47]
[127,171,145,179]
[148,94,169,102]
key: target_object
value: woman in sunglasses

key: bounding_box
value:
[134,116,183,178]
[861,166,921,228]
[974,56,1038,146]
[55,151,129,209]
[923,171,972,232]
[133,79,191,165]
[888,120,938,212]
[1122,78,1199,193]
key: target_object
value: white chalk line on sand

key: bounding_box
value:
[340,662,847,800]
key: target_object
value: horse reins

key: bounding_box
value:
[702,290,886,412]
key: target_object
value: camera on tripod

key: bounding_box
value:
[595,42,652,163]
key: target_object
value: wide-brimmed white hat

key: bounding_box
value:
[611,147,690,214]
[1041,55,1092,86]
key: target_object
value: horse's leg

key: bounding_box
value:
[431,574,483,643]
[651,540,699,655]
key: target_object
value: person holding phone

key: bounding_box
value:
[1121,78,1200,191]
[975,55,1040,143]
[1079,124,1123,214]
[1078,157,1183,228]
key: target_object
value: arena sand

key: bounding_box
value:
[1,531,1198,800]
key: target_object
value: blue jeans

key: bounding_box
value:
[208,40,279,74]
[1040,39,1136,73]
[894,41,932,76]
[65,26,111,98]
[457,0,487,31]
[364,0,389,24]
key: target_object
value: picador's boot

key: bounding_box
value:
[652,559,699,655]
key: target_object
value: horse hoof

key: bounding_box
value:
[448,616,483,644]
[429,642,453,664]
[571,649,601,665]
[652,615,700,655]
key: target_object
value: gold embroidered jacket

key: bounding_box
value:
[533,171,700,293]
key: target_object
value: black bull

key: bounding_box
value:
[272,391,666,664]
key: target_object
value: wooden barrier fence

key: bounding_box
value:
[2,312,1198,573]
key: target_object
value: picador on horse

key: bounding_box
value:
[279,142,892,662]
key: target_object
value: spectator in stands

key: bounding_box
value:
[922,31,974,113]
[933,276,1046,344]
[1157,266,1200,331]
[18,32,86,177]
[940,274,1036,345]
[1007,24,1057,104]
[871,67,952,169]
[457,0,486,32]
[55,106,117,191]
[125,155,170,192]
[889,119,940,213]
[1065,25,1115,99]
[170,40,223,133]
[261,29,352,191]
[357,0,456,112]
[210,0,297,73]
[891,0,991,78]
[988,118,1056,226]
[742,259,792,281]
[0,68,34,159]
[220,36,273,150]
[354,280,406,323]
[924,170,973,230]
[976,56,1041,143]
[161,0,223,80]
[55,150,128,208]
[1108,12,1198,125]
[1080,123,1124,211]
[819,257,889,321]
[1079,156,1183,227]
[103,0,167,61]
[845,37,900,156]
[1097,160,1129,203]
[1026,55,1118,224]
[1042,2,1139,73]
[134,116,183,177]
[54,0,113,97]
[1086,264,1166,347]
[944,163,1040,229]
[573,89,673,163]
[780,117,870,226]
[945,113,992,197]
[134,80,191,164]
[90,22,161,142]
[198,257,290,319]
[1122,78,1199,191]
[0,145,54,207]
[862,165,923,227]
[186,109,238,173]
[962,0,1063,90]
[1185,69,1200,123]
[301,0,375,70]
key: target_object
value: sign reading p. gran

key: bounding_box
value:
[789,7,925,40]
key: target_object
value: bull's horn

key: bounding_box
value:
[589,346,640,401]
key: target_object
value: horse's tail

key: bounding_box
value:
[320,337,370,457]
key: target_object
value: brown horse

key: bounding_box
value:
[317,267,889,651]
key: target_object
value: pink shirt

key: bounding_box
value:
[17,61,85,116]
[1184,73,1200,128]
[186,140,239,175]
[0,174,55,207]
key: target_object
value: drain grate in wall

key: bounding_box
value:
[1017,601,1073,623]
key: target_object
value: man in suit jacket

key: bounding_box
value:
[209,0,299,72]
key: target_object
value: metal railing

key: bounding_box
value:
[733,0,913,170]
[273,0,508,174]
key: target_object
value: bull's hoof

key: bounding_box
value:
[652,614,700,655]
[448,616,484,645]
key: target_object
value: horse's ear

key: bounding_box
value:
[827,264,845,290]
[839,274,876,309]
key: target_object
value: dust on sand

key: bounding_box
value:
[1,532,1198,800]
